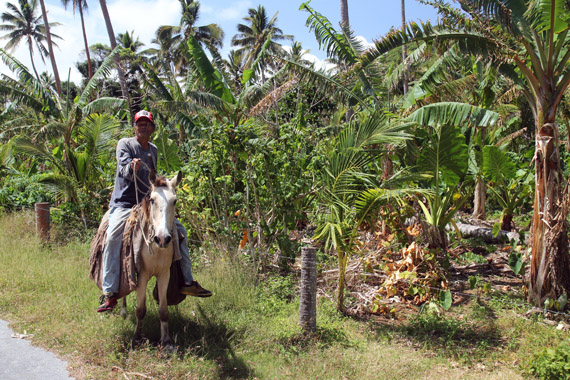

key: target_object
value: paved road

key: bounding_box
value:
[0,319,75,380]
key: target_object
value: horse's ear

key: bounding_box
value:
[171,171,182,188]
[149,170,157,186]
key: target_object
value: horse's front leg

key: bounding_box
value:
[133,272,150,345]
[156,269,172,348]
[120,297,128,319]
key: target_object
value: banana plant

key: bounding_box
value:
[358,0,570,306]
[482,145,531,231]
[403,102,498,249]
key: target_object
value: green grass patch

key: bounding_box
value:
[0,211,564,379]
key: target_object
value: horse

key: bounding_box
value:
[128,170,182,348]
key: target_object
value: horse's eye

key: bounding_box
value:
[173,199,177,205]
[150,198,155,205]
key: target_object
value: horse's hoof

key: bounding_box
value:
[131,336,144,348]
[161,342,176,353]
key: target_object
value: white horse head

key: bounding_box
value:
[148,171,182,248]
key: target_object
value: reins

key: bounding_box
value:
[133,159,156,255]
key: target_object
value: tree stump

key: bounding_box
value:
[299,246,317,333]
[34,202,50,241]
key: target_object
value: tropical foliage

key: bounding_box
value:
[0,0,568,319]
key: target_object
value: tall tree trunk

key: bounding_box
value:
[340,0,351,124]
[99,0,132,121]
[336,249,347,313]
[529,122,570,306]
[340,0,349,26]
[78,5,93,80]
[401,0,408,95]
[27,37,40,81]
[38,0,61,95]
[472,175,486,219]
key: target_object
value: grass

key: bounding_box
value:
[0,211,567,379]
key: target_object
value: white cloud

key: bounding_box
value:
[109,0,180,45]
[0,0,183,83]
[355,35,374,50]
[304,52,336,72]
[281,45,336,72]
[201,1,252,21]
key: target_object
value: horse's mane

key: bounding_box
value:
[130,174,170,226]
[152,176,169,188]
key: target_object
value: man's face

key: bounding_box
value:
[135,119,155,140]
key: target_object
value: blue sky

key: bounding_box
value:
[0,0,442,83]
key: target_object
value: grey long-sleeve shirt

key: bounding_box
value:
[109,137,158,209]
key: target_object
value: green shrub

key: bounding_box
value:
[530,340,570,380]
[0,173,52,210]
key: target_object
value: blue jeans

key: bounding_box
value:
[101,207,194,295]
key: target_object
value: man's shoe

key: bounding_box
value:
[180,281,212,297]
[97,293,117,313]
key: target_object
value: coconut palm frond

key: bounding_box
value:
[35,120,65,140]
[0,138,14,168]
[0,77,46,112]
[355,187,429,221]
[11,134,65,172]
[242,30,275,84]
[299,2,357,64]
[354,112,410,147]
[82,97,125,116]
[185,90,233,115]
[284,58,369,110]
[77,46,121,107]
[38,172,77,201]
[384,41,430,93]
[0,49,59,114]
[79,113,119,163]
[0,48,38,87]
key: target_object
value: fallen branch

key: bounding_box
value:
[448,222,522,244]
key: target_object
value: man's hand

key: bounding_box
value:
[131,158,142,172]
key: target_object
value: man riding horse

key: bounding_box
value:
[97,109,211,313]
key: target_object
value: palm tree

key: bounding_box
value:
[153,0,223,75]
[222,49,245,92]
[340,0,349,26]
[360,0,570,306]
[99,0,131,120]
[314,113,412,311]
[285,41,312,67]
[117,30,146,67]
[1,47,125,226]
[231,5,293,76]
[37,0,60,94]
[401,0,407,95]
[0,0,61,81]
[61,0,92,80]
[117,30,148,110]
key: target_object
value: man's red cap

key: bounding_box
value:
[134,110,154,124]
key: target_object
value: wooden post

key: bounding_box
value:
[299,246,317,333]
[34,202,50,241]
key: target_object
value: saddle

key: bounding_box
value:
[88,205,186,305]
